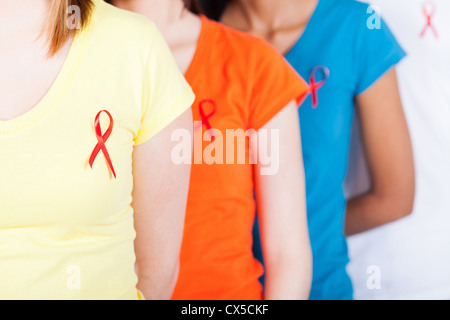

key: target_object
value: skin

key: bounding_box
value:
[112,0,312,300]
[0,0,193,300]
[252,103,312,299]
[222,0,415,236]
[132,111,193,299]
[0,0,71,120]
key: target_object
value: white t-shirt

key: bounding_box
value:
[345,0,450,300]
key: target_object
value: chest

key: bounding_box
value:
[186,72,256,197]
[0,93,137,228]
[0,37,71,121]
[286,42,359,153]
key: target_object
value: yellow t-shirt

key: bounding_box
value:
[0,0,194,300]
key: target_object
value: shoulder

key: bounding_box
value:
[332,0,372,14]
[88,1,161,53]
[201,16,285,66]
[318,0,386,42]
[320,0,373,27]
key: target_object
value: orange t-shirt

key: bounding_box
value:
[172,16,308,300]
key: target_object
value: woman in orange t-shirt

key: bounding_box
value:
[110,0,312,300]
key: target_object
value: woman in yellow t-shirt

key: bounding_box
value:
[0,0,194,300]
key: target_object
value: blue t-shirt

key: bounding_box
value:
[284,0,406,300]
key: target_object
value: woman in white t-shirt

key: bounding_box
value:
[347,0,450,300]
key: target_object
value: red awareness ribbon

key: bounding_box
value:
[89,110,116,179]
[194,99,217,141]
[308,66,330,109]
[420,2,438,39]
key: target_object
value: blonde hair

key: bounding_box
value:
[46,0,94,55]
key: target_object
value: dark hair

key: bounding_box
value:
[199,0,230,21]
[183,0,203,14]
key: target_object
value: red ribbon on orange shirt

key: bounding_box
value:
[194,99,217,142]
[308,66,330,109]
[89,110,116,179]
[420,2,438,39]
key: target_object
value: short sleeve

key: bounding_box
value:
[248,38,309,131]
[355,7,406,95]
[134,24,195,146]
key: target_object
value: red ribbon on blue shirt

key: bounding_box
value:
[308,66,330,109]
[89,110,116,179]
[420,2,438,39]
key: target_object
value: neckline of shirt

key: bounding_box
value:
[184,15,213,82]
[0,2,95,135]
[284,0,325,60]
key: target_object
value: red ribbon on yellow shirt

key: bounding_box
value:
[420,2,438,39]
[89,110,116,179]
[308,66,330,109]
[194,99,217,142]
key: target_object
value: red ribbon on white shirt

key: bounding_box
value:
[89,110,116,179]
[420,2,438,39]
[308,66,330,109]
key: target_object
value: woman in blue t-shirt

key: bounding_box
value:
[200,0,415,300]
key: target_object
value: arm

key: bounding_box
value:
[345,68,415,236]
[252,101,312,300]
[132,108,193,300]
